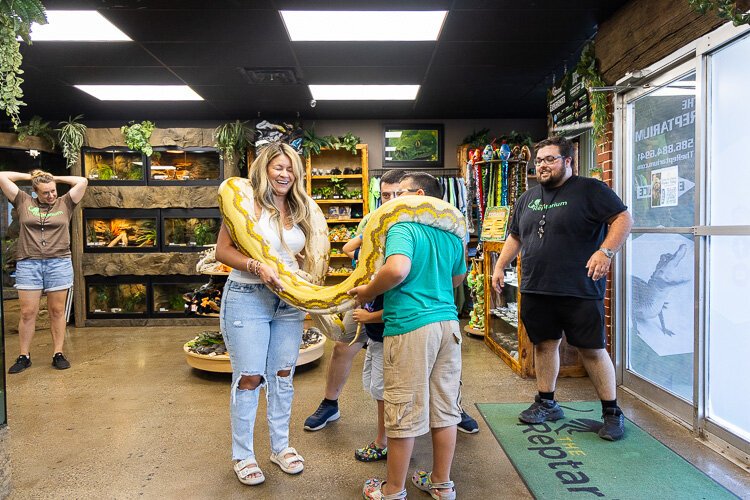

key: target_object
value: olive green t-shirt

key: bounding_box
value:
[13,190,76,260]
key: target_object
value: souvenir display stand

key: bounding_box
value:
[483,241,587,378]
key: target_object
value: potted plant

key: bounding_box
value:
[214,120,254,166]
[329,177,346,199]
[320,186,333,200]
[57,115,87,170]
[16,115,56,149]
[311,187,323,200]
[346,188,362,200]
[121,120,156,156]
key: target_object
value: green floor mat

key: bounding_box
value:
[477,402,738,500]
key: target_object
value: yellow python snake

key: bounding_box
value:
[218,177,466,340]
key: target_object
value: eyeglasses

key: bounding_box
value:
[534,155,565,167]
[395,188,420,197]
[381,191,398,201]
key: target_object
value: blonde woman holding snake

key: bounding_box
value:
[215,143,312,486]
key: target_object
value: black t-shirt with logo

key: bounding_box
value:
[508,176,627,299]
[364,294,385,343]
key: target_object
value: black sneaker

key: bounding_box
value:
[457,411,479,434]
[8,354,31,374]
[303,401,340,431]
[52,352,71,370]
[519,395,564,424]
[598,408,625,441]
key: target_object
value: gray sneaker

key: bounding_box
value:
[519,395,564,424]
[598,408,625,441]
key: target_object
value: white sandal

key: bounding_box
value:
[234,458,265,485]
[270,446,305,474]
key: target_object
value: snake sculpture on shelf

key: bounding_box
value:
[218,177,467,342]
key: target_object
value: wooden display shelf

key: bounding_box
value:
[326,218,361,223]
[184,336,326,373]
[311,175,362,179]
[315,199,364,204]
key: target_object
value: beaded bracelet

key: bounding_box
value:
[246,259,253,274]
[253,260,261,276]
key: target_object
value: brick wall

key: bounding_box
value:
[596,96,616,351]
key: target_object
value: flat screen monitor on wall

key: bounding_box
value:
[383,124,444,168]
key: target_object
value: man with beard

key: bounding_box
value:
[492,136,633,441]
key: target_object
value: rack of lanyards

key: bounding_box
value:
[368,168,468,226]
[464,143,533,237]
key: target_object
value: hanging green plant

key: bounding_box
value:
[121,120,156,156]
[575,42,609,144]
[689,0,750,25]
[16,115,56,149]
[213,120,254,166]
[0,0,47,129]
[57,114,87,170]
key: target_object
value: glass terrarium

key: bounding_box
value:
[86,279,148,317]
[161,209,220,251]
[152,278,205,316]
[82,148,144,183]
[83,209,159,252]
[149,148,222,184]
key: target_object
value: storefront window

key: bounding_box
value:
[629,73,696,228]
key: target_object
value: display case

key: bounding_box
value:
[149,147,222,185]
[151,276,206,317]
[86,276,149,318]
[306,144,369,281]
[83,209,159,252]
[483,241,586,378]
[161,209,220,251]
[82,148,145,184]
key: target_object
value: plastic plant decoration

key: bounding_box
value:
[57,115,87,170]
[121,120,156,156]
[213,120,253,166]
[689,0,750,25]
[16,115,56,148]
[575,42,608,144]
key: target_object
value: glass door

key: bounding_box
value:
[622,64,697,423]
[702,32,750,451]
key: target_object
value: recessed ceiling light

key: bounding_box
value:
[309,85,419,101]
[75,85,204,101]
[29,11,131,41]
[280,11,447,41]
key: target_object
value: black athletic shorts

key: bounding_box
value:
[520,293,606,349]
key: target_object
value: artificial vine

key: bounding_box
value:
[689,0,750,26]
[121,120,155,156]
[57,114,87,170]
[0,0,46,129]
[575,42,608,143]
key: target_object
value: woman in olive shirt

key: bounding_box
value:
[0,169,88,373]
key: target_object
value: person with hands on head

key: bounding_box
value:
[350,172,466,500]
[492,136,633,441]
[0,169,88,373]
[215,143,313,486]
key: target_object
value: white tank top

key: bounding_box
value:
[229,204,305,284]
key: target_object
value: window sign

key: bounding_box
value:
[630,73,696,227]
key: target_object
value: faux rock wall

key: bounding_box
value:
[81,253,201,277]
[83,186,219,209]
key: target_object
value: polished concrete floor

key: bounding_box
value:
[3,324,750,499]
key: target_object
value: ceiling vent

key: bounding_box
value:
[239,68,300,85]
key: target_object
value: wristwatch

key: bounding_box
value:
[599,247,615,259]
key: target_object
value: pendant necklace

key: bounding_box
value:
[38,200,52,246]
[537,183,566,239]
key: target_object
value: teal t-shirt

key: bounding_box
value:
[383,222,467,336]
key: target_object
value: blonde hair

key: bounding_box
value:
[248,143,312,258]
[30,169,54,191]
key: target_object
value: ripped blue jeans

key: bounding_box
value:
[220,280,305,461]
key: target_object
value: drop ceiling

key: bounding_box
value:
[17,0,628,122]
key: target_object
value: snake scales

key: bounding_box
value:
[218,177,467,340]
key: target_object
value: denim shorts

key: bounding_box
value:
[15,257,74,292]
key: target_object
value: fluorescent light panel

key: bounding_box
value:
[30,11,131,41]
[281,11,447,41]
[309,85,419,101]
[75,85,203,101]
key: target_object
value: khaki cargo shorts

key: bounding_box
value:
[382,320,462,438]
